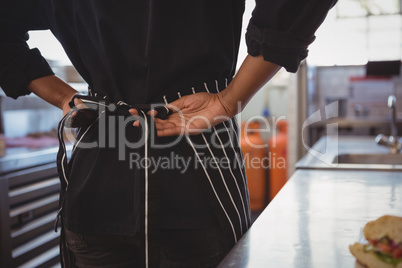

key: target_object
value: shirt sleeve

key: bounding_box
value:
[0,0,54,99]
[246,0,337,73]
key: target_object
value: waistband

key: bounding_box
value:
[155,77,233,104]
[65,94,172,128]
[88,77,233,106]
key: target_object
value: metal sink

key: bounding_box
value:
[296,136,402,171]
[333,153,402,165]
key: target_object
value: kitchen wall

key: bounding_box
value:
[0,80,87,138]
[310,64,402,118]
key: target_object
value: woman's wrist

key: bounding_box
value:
[216,55,282,118]
[28,75,78,112]
[60,91,77,114]
[216,86,240,118]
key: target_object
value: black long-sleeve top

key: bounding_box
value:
[0,0,336,101]
[0,0,336,238]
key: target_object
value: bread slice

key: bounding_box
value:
[349,243,402,268]
[364,215,402,244]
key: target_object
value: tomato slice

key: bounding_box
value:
[377,243,392,254]
[392,248,402,259]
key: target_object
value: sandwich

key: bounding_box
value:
[349,215,402,268]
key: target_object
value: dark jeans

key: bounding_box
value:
[64,227,232,268]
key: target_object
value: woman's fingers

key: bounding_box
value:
[148,109,158,117]
[129,108,138,116]
[131,114,185,136]
[74,97,86,109]
[128,92,226,136]
[66,98,96,128]
[153,118,178,129]
[129,108,140,126]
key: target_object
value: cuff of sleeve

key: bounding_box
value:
[246,21,315,73]
[0,48,54,99]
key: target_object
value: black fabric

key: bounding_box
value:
[57,96,166,266]
[59,88,223,236]
[0,48,54,98]
[64,226,230,268]
[0,0,336,100]
[247,0,337,72]
[0,0,336,257]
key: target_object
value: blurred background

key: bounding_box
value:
[1,1,402,266]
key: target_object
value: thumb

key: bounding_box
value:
[166,96,187,113]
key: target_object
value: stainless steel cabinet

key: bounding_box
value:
[0,163,61,268]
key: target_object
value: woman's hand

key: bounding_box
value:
[129,55,281,137]
[61,96,74,117]
[64,97,96,128]
[130,91,237,136]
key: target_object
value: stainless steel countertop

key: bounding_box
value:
[219,169,402,268]
[296,136,402,171]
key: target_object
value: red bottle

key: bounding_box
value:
[240,121,268,211]
[268,120,287,200]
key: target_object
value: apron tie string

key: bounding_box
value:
[55,94,170,268]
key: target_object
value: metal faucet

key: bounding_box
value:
[389,95,397,138]
[375,95,401,154]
